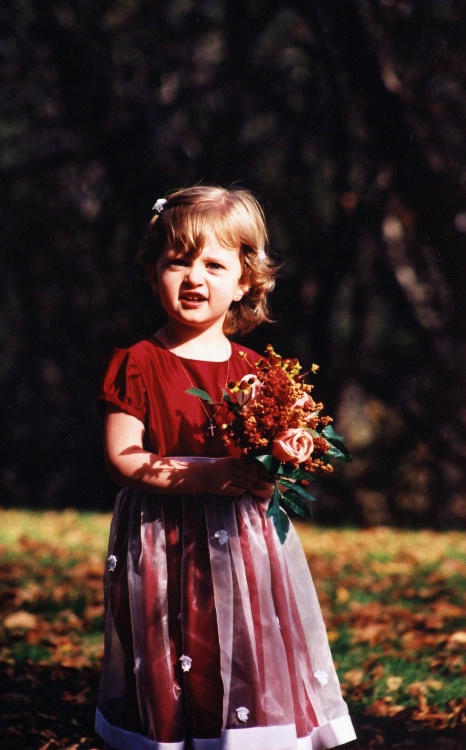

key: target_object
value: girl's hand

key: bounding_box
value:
[210,457,274,499]
[104,407,274,498]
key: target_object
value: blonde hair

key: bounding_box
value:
[138,185,278,335]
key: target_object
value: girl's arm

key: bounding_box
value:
[103,405,273,498]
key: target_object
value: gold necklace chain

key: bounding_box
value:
[175,355,230,437]
[156,332,230,437]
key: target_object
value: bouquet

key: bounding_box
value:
[188,345,351,542]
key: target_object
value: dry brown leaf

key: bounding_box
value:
[336,586,351,603]
[386,676,403,692]
[344,668,366,686]
[352,622,389,645]
[4,611,39,630]
[448,631,466,645]
[408,679,443,697]
[366,698,407,717]
[61,688,90,705]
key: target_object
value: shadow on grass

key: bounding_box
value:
[1,660,101,750]
[1,661,465,750]
[350,712,466,749]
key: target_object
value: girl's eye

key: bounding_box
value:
[170,258,189,267]
[207,262,223,270]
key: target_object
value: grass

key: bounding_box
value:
[295,523,466,723]
[1,509,465,728]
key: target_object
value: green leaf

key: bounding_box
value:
[326,444,352,462]
[279,491,313,519]
[278,479,318,502]
[285,487,317,510]
[321,425,352,462]
[272,507,290,544]
[277,508,290,543]
[222,390,234,404]
[321,424,344,441]
[255,454,280,473]
[266,484,281,518]
[288,467,315,482]
[186,387,214,404]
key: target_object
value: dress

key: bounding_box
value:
[95,337,356,750]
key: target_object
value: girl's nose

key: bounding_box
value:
[185,261,203,285]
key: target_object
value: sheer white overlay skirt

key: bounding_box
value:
[95,486,356,750]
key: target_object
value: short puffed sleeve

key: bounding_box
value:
[97,348,146,422]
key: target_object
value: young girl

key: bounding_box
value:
[95,186,356,750]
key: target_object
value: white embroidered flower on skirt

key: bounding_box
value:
[107,554,117,572]
[179,655,192,672]
[214,529,229,545]
[236,706,249,722]
[314,670,329,687]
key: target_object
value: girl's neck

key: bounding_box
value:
[155,325,232,361]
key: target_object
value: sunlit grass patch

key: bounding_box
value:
[297,523,466,721]
[0,508,111,549]
[1,508,109,669]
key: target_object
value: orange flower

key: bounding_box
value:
[233,374,262,406]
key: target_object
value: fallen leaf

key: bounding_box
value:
[4,611,39,630]
[386,676,403,692]
[61,688,90,705]
[366,698,407,717]
[336,586,351,603]
[408,680,443,697]
[344,668,366,686]
[448,631,466,645]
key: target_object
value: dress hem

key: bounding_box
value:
[96,709,356,750]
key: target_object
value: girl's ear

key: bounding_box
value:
[234,282,250,302]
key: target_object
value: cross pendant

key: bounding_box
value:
[207,420,216,437]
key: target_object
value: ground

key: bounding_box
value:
[1,510,465,749]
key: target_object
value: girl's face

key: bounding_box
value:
[155,236,249,335]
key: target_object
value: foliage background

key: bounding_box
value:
[1,0,465,525]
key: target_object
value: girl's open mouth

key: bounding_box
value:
[180,294,207,305]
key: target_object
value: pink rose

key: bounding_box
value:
[272,429,314,466]
[235,374,262,406]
